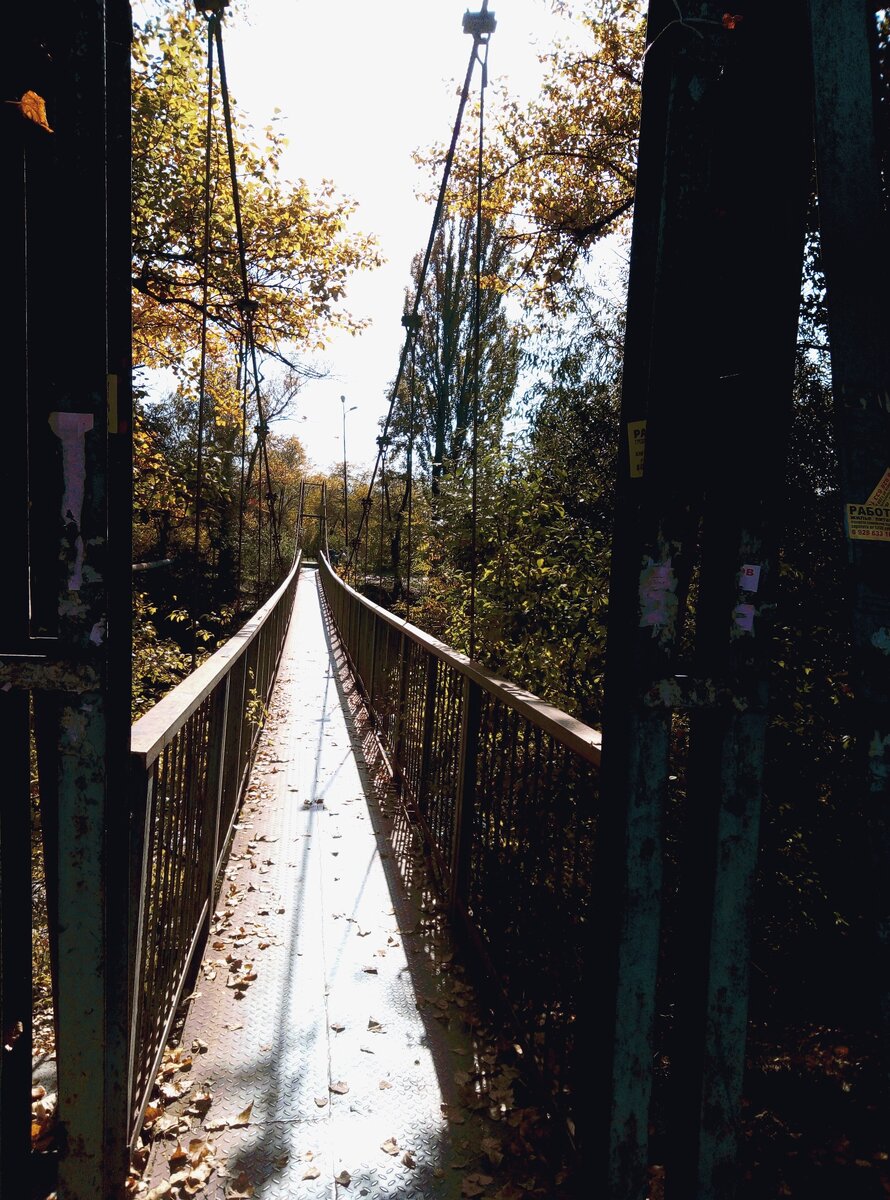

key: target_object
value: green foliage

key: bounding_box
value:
[391,216,520,492]
[131,3,382,373]
[416,1,645,306]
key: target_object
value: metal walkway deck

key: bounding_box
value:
[144,568,550,1200]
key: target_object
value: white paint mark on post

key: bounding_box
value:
[638,559,678,629]
[48,412,94,592]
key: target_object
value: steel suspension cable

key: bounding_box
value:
[468,30,491,662]
[402,313,421,622]
[214,16,283,580]
[190,13,218,668]
[235,330,247,612]
[345,2,494,570]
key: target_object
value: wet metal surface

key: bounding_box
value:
[144,569,543,1200]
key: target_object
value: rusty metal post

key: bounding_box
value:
[2,2,134,1196]
[809,0,890,1075]
[591,4,811,1197]
[417,655,440,819]
[0,8,40,1188]
[450,677,481,913]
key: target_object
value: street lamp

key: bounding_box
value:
[340,395,357,554]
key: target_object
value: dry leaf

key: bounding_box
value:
[329,1080,349,1095]
[381,1137,399,1155]
[232,1101,253,1126]
[402,1152,416,1168]
[169,1140,188,1168]
[302,1165,320,1180]
[13,91,53,132]
[226,1172,254,1199]
[378,1080,392,1090]
[144,1183,172,1200]
[363,966,378,975]
[335,1170,351,1185]
[314,1096,328,1108]
[461,1180,487,1199]
[367,1019,383,1033]
[481,1137,504,1167]
[330,1022,346,1033]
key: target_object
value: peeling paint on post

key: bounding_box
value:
[593,4,812,1199]
[4,3,133,1197]
[810,0,890,1083]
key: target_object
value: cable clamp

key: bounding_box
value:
[462,9,497,39]
[193,0,229,15]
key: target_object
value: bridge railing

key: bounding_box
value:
[127,553,301,1144]
[318,554,601,1141]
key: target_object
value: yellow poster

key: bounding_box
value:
[847,467,890,541]
[627,420,646,479]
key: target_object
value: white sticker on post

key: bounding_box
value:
[739,564,761,593]
[733,603,755,633]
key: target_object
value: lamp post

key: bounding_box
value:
[340,395,357,555]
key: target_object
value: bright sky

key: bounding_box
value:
[217,0,576,471]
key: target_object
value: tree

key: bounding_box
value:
[394,214,520,493]
[132,4,382,376]
[416,1,645,306]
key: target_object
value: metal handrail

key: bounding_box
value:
[127,552,301,1144]
[318,552,600,1144]
[132,554,301,765]
[318,555,601,765]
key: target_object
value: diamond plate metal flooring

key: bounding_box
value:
[143,569,561,1200]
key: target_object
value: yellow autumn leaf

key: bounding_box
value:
[17,91,53,132]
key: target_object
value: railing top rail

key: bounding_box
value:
[131,552,302,766]
[320,555,601,766]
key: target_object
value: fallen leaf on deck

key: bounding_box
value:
[481,1136,504,1167]
[144,1183,172,1200]
[381,1137,399,1155]
[368,1019,384,1033]
[314,1096,328,1108]
[231,1101,253,1127]
[331,1022,346,1033]
[303,1166,321,1180]
[329,1081,349,1095]
[461,1174,493,1198]
[169,1141,188,1168]
[402,1152,416,1168]
[363,966,378,975]
[378,1080,392,1090]
[335,1170,351,1185]
[225,1172,254,1198]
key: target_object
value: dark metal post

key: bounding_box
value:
[7,3,134,1195]
[591,5,811,1198]
[809,0,890,1073]
[450,677,481,913]
[417,655,440,819]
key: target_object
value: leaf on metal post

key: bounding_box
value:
[11,91,53,132]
